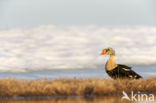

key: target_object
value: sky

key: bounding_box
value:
[0,0,156,30]
[0,26,156,72]
[0,0,156,71]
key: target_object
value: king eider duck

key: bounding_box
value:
[100,48,142,79]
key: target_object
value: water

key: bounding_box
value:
[1,95,156,103]
[0,96,131,103]
[0,25,156,79]
[0,65,155,80]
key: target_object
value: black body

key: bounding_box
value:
[106,64,142,79]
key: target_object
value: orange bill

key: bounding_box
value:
[100,49,106,55]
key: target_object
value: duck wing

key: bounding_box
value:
[117,64,142,79]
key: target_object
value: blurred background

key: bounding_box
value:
[0,0,156,29]
[0,0,156,79]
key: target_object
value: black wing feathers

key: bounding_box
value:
[118,64,131,69]
[106,64,142,79]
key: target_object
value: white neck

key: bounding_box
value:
[105,55,117,71]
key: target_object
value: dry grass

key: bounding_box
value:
[0,78,156,97]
